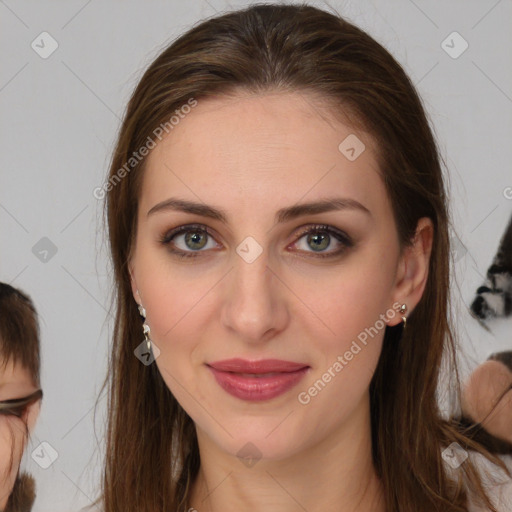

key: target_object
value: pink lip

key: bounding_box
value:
[208,358,308,373]
[207,358,310,401]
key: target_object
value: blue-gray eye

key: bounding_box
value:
[293,224,353,258]
[160,224,218,258]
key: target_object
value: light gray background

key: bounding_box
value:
[1,1,511,510]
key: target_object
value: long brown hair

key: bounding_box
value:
[0,283,40,387]
[98,4,510,511]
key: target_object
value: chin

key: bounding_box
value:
[200,417,308,463]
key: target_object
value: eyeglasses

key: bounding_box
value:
[0,389,43,418]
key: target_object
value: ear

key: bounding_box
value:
[387,217,434,326]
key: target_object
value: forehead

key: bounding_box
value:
[0,358,35,399]
[141,91,389,223]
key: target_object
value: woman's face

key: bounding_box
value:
[130,91,431,461]
[0,358,40,508]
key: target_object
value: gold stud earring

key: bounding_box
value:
[399,303,407,329]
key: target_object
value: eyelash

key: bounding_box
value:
[159,223,353,260]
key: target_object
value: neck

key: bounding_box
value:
[188,393,385,512]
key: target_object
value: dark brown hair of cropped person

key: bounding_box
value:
[0,283,41,512]
[456,416,512,457]
[0,285,40,387]
[96,3,510,512]
[490,351,512,372]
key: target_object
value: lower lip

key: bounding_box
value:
[207,366,310,401]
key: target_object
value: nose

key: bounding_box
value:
[220,248,289,344]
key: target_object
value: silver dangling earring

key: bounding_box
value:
[399,303,407,329]
[137,303,152,351]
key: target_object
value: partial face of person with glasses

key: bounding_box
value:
[462,359,512,445]
[0,357,41,511]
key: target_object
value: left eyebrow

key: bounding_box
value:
[147,197,372,223]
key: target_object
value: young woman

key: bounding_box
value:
[0,283,42,512]
[96,4,510,511]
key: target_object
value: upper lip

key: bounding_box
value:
[207,358,309,374]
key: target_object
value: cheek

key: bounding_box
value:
[132,232,221,404]
[289,257,395,416]
[289,252,397,352]
[297,283,387,407]
[0,424,10,479]
[135,251,219,393]
[135,232,215,326]
[486,391,512,443]
[0,419,24,480]
[140,266,219,348]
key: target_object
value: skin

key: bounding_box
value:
[129,91,433,512]
[0,358,40,510]
[462,360,512,444]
